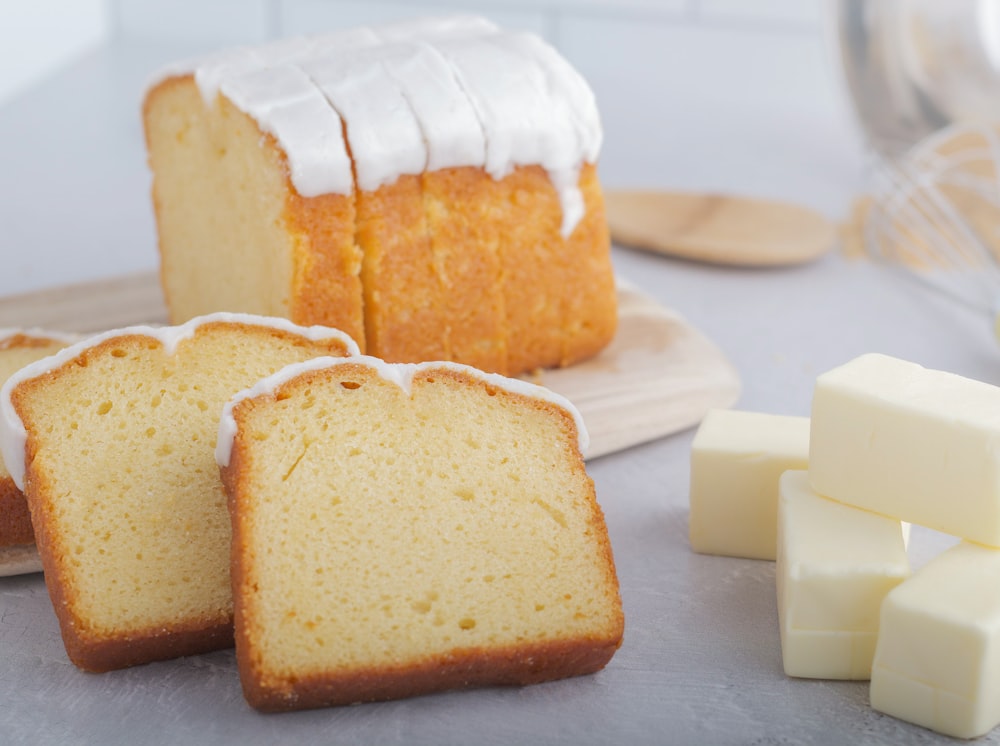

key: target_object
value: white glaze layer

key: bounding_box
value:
[0,313,360,491]
[146,16,600,232]
[220,64,354,197]
[503,31,602,163]
[378,41,487,173]
[216,355,590,468]
[301,44,428,191]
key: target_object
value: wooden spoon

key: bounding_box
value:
[604,189,836,267]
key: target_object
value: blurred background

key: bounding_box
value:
[0,0,864,295]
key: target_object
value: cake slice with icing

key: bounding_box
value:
[0,314,358,671]
[217,355,624,710]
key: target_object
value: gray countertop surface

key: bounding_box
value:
[2,39,998,746]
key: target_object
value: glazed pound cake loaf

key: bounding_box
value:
[217,356,624,711]
[143,15,617,376]
[0,314,358,672]
[0,330,77,576]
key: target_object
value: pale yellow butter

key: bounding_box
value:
[871,541,1000,739]
[689,409,809,560]
[809,353,1000,547]
[777,470,909,680]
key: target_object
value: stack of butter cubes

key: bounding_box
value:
[689,352,1000,740]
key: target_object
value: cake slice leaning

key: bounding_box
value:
[217,356,624,711]
[0,330,77,576]
[0,314,358,671]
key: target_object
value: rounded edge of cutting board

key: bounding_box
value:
[605,189,836,267]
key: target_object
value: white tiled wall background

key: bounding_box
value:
[1,0,863,216]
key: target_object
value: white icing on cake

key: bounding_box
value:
[501,31,602,163]
[498,31,602,236]
[0,313,360,491]
[301,45,428,191]
[378,41,487,173]
[435,35,570,180]
[216,355,590,468]
[145,15,600,233]
[220,65,354,197]
[194,47,262,107]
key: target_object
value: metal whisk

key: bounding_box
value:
[865,122,1000,336]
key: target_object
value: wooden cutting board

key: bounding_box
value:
[0,271,739,575]
[0,271,741,461]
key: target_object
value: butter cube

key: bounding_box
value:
[809,353,1000,547]
[871,542,1000,739]
[777,470,909,680]
[689,409,809,560]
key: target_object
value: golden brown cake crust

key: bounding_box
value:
[354,175,448,363]
[285,188,365,351]
[242,635,622,712]
[421,167,507,373]
[221,361,624,712]
[560,164,617,367]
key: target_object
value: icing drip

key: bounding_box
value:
[499,32,603,236]
[503,31,602,163]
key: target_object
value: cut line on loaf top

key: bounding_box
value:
[143,15,617,376]
[217,354,622,710]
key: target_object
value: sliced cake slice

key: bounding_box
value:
[0,314,358,671]
[217,356,624,711]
